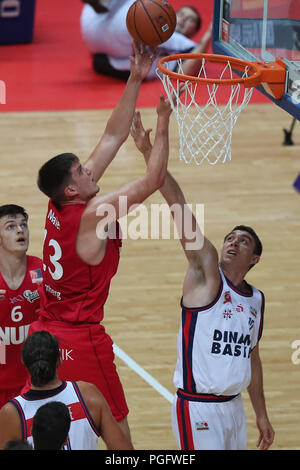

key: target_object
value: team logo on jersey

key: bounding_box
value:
[223,291,232,304]
[30,268,43,285]
[9,294,24,304]
[23,289,40,303]
[223,308,232,320]
[236,304,244,313]
[196,421,209,431]
[248,317,255,331]
[250,306,257,318]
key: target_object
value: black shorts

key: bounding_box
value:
[93,54,130,81]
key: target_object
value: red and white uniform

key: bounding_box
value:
[10,381,100,450]
[28,201,128,422]
[0,256,42,409]
[40,201,121,324]
[172,268,264,450]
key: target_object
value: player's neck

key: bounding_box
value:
[61,197,87,206]
[0,250,27,288]
[31,377,63,391]
[220,263,248,291]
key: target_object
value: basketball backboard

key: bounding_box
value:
[212,0,300,119]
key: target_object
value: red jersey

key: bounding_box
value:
[39,201,122,324]
[0,256,42,392]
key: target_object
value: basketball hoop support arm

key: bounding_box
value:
[249,59,286,100]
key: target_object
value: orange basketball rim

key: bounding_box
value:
[156,53,287,165]
[158,53,286,99]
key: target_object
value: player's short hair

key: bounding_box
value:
[22,331,60,387]
[37,153,79,204]
[224,225,263,270]
[3,439,33,450]
[0,204,28,221]
[32,402,71,450]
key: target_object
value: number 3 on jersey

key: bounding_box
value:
[43,229,63,280]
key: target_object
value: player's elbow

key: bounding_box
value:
[104,125,129,148]
[147,160,168,191]
[150,168,167,192]
[156,166,168,188]
[118,130,130,145]
[140,172,164,199]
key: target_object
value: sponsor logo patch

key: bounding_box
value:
[196,421,209,431]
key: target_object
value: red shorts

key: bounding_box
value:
[26,319,129,422]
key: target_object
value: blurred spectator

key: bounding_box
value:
[80,0,211,80]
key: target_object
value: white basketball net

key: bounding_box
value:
[157,57,254,165]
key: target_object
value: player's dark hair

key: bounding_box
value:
[22,331,60,387]
[224,225,263,270]
[0,204,28,221]
[32,402,71,450]
[37,153,79,204]
[3,439,33,450]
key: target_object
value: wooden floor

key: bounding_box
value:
[1,103,299,450]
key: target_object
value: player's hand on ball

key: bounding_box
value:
[129,41,158,81]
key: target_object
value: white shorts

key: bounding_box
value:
[172,391,247,450]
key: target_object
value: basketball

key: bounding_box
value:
[126,0,177,47]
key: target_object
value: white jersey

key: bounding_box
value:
[80,2,196,79]
[10,381,100,450]
[80,1,136,56]
[173,269,264,397]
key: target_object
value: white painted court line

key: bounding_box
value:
[113,344,174,404]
